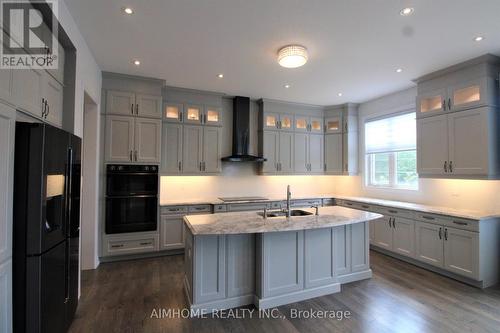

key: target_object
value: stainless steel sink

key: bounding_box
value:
[261,209,313,218]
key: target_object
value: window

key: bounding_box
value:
[365,112,418,189]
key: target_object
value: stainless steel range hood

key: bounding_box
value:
[221,96,267,162]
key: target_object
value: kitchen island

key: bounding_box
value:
[183,206,382,311]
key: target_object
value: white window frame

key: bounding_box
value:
[364,111,418,190]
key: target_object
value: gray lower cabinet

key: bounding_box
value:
[305,228,335,288]
[193,234,226,303]
[260,231,304,297]
[415,221,444,267]
[325,133,343,174]
[333,225,351,276]
[226,234,255,297]
[351,222,370,272]
[105,115,161,164]
[372,216,393,250]
[392,217,416,257]
[161,123,183,173]
[160,215,184,250]
[102,232,159,257]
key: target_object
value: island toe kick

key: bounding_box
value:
[183,221,373,311]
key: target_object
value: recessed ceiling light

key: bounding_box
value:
[133,59,140,66]
[474,36,484,42]
[400,7,414,16]
[396,68,403,73]
[123,7,134,15]
[284,84,291,89]
[278,45,308,68]
[337,93,343,97]
[217,74,224,78]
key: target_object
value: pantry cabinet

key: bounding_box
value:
[417,107,497,178]
[105,115,161,164]
[107,90,162,119]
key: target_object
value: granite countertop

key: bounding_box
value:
[334,195,500,221]
[183,206,382,235]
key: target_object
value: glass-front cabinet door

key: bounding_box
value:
[448,78,487,112]
[164,103,183,123]
[263,112,280,130]
[309,117,324,133]
[279,114,293,131]
[204,106,222,126]
[416,89,446,117]
[294,115,308,132]
[325,116,342,133]
[185,104,203,124]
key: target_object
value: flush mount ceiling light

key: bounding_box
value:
[400,7,414,16]
[217,73,224,78]
[474,36,484,42]
[123,7,134,14]
[284,84,291,89]
[133,59,141,66]
[337,92,343,97]
[278,45,308,68]
[396,68,403,73]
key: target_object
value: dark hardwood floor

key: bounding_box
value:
[69,251,500,333]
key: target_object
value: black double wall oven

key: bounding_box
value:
[106,164,158,234]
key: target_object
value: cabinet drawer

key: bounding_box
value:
[227,203,270,212]
[444,217,479,232]
[291,199,322,207]
[322,198,335,206]
[381,207,414,219]
[213,204,227,212]
[415,212,449,225]
[188,205,212,214]
[106,236,158,256]
[270,201,283,209]
[160,206,188,215]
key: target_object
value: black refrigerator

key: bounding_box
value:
[13,123,81,333]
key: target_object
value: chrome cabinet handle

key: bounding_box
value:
[447,98,451,110]
[439,227,442,240]
[422,215,435,220]
[130,150,133,161]
[134,150,138,161]
[392,218,396,228]
[444,161,448,173]
[449,161,453,173]
[203,161,206,171]
[179,112,183,122]
[178,161,182,171]
[139,242,152,246]
[199,162,202,171]
[111,244,124,248]
[388,218,392,228]
[135,104,139,115]
[45,101,49,118]
[442,99,446,111]
[131,104,134,114]
[444,228,448,241]
[41,98,46,117]
[453,221,468,226]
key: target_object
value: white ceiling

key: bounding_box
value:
[64,0,500,105]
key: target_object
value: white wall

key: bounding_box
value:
[59,0,102,135]
[337,87,500,214]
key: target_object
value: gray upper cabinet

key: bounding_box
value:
[184,104,203,125]
[105,116,135,163]
[12,66,44,117]
[202,127,222,173]
[278,132,294,173]
[415,55,500,119]
[107,90,162,119]
[0,69,13,103]
[293,133,308,173]
[262,131,279,173]
[325,114,342,134]
[106,90,135,116]
[263,112,293,131]
[309,134,324,173]
[262,131,294,174]
[161,123,183,173]
[325,134,343,174]
[164,103,184,123]
[43,74,64,127]
[204,106,223,126]
[134,118,162,163]
[105,115,161,164]
[418,107,498,178]
[136,94,162,118]
[294,115,324,133]
[182,125,203,173]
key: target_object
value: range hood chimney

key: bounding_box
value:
[221,96,267,162]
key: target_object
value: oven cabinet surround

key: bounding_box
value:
[161,87,224,175]
[102,73,164,165]
[183,222,371,311]
[324,104,359,175]
[336,199,500,288]
[415,55,500,179]
[105,115,162,164]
